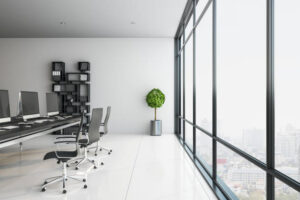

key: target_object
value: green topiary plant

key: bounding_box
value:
[146,88,165,120]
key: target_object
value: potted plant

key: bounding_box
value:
[146,88,165,136]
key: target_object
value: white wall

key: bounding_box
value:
[0,38,174,134]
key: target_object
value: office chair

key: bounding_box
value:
[99,106,112,154]
[88,106,112,156]
[74,108,103,170]
[41,115,87,194]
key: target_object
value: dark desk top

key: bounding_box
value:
[0,115,81,144]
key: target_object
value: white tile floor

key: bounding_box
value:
[0,132,217,200]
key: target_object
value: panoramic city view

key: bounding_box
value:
[180,0,300,199]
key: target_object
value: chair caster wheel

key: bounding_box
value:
[95,154,97,156]
[83,179,86,182]
[44,181,47,184]
[87,150,89,153]
[75,167,79,170]
[84,184,87,189]
[41,188,46,192]
[75,161,78,164]
[100,148,102,151]
[66,164,69,167]
[92,160,95,163]
[101,162,104,165]
[108,152,111,155]
[110,150,112,153]
[57,160,60,164]
[63,189,67,194]
[94,166,97,169]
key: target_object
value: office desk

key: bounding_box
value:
[0,116,81,149]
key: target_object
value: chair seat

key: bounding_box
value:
[79,138,88,143]
[43,151,77,162]
[78,138,89,148]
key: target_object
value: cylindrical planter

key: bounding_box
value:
[150,120,162,136]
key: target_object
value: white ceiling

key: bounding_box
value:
[0,0,186,38]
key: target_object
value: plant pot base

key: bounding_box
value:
[150,120,162,136]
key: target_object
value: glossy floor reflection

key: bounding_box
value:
[0,132,217,200]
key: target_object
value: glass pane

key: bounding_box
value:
[185,15,193,40]
[180,51,184,139]
[180,120,184,139]
[195,5,212,132]
[180,51,183,115]
[217,143,266,200]
[275,179,299,200]
[185,123,193,150]
[185,38,193,121]
[274,0,300,183]
[196,130,212,170]
[217,0,266,162]
[196,0,210,20]
[180,36,184,49]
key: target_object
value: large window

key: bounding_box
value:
[175,0,300,199]
[196,130,212,169]
[185,123,193,150]
[180,44,184,139]
[275,179,299,200]
[217,0,266,162]
[218,144,266,200]
[185,37,193,122]
[195,5,212,132]
[275,0,300,183]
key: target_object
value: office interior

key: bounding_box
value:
[0,0,299,200]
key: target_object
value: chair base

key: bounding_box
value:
[72,147,101,169]
[88,141,112,155]
[41,162,87,194]
[99,147,112,155]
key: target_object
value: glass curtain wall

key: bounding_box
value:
[175,0,300,200]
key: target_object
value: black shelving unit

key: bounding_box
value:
[51,61,91,134]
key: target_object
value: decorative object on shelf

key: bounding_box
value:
[146,88,165,136]
[78,62,90,71]
[51,61,91,134]
[52,62,65,81]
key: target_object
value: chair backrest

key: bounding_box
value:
[75,112,85,142]
[88,108,103,144]
[103,106,111,133]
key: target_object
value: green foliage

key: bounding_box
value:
[146,88,165,108]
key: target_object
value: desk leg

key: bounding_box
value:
[19,142,23,152]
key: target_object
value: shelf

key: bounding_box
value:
[51,61,91,134]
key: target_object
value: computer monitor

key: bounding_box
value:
[46,93,59,116]
[0,90,11,123]
[20,91,40,120]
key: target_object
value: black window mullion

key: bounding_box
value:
[183,24,186,144]
[212,0,217,181]
[266,0,275,199]
[178,38,182,137]
[192,0,197,157]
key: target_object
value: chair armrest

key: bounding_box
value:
[78,133,89,145]
[54,140,76,144]
[56,136,76,140]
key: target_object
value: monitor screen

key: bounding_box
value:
[0,90,10,120]
[46,93,59,115]
[21,91,40,117]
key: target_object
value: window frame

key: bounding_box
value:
[174,0,300,200]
